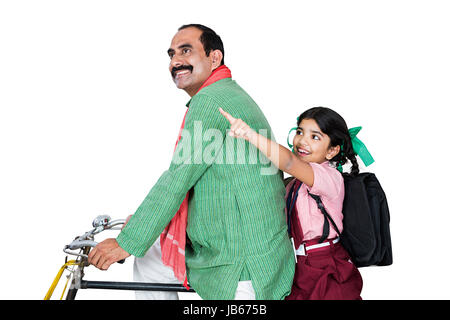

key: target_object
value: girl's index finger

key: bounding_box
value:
[219,107,236,124]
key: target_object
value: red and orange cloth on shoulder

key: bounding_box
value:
[159,65,232,289]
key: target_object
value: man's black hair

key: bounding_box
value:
[178,24,225,65]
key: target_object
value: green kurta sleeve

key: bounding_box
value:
[116,94,227,257]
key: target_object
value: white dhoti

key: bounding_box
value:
[133,237,181,300]
[133,239,256,300]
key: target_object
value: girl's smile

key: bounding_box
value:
[296,147,311,157]
[293,118,340,163]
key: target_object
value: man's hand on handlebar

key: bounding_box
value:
[87,238,131,270]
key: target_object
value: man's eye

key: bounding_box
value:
[183,48,191,54]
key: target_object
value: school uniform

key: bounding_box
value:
[285,161,363,300]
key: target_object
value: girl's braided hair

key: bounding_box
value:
[297,107,359,176]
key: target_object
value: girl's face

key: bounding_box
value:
[293,118,340,164]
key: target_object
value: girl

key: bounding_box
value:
[219,106,363,300]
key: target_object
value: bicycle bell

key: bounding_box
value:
[92,215,111,228]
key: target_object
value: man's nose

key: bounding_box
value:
[170,54,184,70]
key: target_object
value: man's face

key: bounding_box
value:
[168,27,215,97]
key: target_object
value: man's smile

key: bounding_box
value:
[171,65,193,79]
[175,69,191,79]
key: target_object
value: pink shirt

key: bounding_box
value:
[285,161,344,241]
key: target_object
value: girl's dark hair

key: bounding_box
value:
[178,24,225,65]
[297,107,359,176]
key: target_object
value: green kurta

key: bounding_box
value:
[117,78,295,299]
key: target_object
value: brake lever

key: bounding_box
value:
[63,215,127,263]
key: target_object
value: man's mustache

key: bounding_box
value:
[171,65,193,78]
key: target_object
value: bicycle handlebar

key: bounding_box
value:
[65,240,98,250]
[63,215,126,259]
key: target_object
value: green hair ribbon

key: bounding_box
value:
[287,127,297,153]
[287,116,300,153]
[348,126,375,166]
[337,126,375,172]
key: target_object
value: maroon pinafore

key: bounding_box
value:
[285,180,363,300]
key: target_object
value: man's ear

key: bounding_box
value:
[210,50,223,70]
[326,145,340,160]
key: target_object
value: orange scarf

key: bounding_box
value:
[160,65,232,289]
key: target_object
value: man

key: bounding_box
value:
[88,24,295,300]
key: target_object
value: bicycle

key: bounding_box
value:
[44,215,195,300]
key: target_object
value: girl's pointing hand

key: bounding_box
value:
[219,107,255,141]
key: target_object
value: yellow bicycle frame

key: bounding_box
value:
[44,260,79,300]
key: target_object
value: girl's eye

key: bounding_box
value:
[312,134,320,141]
[296,130,302,135]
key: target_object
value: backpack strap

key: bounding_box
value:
[307,191,341,243]
[286,180,302,237]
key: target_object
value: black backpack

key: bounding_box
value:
[285,172,393,268]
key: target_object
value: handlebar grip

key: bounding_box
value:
[66,240,98,250]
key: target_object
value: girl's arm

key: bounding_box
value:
[219,108,314,187]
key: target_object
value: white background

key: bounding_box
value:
[1,0,449,300]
